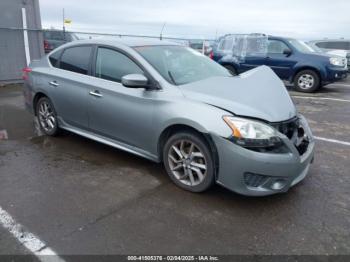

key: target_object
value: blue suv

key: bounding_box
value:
[212,35,348,92]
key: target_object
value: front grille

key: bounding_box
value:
[244,173,268,188]
[270,117,309,155]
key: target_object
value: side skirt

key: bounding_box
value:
[59,121,160,163]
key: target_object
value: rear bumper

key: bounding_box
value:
[212,117,315,196]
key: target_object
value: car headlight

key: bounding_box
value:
[329,57,345,66]
[223,116,282,148]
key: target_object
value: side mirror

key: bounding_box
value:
[121,74,149,88]
[283,49,292,56]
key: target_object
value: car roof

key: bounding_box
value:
[65,38,180,47]
[268,36,294,41]
[309,39,350,43]
[217,34,294,42]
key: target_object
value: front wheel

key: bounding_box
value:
[294,70,320,93]
[163,132,215,192]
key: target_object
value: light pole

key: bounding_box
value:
[160,22,166,40]
[62,8,66,41]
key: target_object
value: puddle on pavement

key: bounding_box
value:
[0,104,41,141]
[0,103,154,168]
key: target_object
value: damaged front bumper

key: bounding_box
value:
[212,115,315,196]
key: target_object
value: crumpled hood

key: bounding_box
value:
[180,66,297,122]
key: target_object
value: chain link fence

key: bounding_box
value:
[0,26,216,83]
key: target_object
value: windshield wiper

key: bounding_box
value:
[168,71,177,85]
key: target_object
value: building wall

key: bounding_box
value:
[0,0,43,83]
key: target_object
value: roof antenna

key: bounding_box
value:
[160,22,166,40]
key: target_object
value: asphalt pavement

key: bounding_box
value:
[0,80,349,258]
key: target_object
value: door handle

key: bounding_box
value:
[49,81,59,87]
[89,90,103,98]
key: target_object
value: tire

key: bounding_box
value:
[36,97,60,136]
[293,70,320,93]
[223,65,237,76]
[163,131,215,192]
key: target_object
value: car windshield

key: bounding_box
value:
[134,45,232,85]
[307,43,323,53]
[288,39,315,53]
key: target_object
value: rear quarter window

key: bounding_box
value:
[48,50,62,68]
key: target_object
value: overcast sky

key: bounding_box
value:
[40,0,350,40]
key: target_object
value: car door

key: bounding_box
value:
[239,56,268,73]
[88,46,155,152]
[265,39,297,79]
[47,45,93,129]
[233,36,268,73]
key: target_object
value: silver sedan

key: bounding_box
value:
[23,39,315,196]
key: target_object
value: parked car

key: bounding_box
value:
[23,39,314,196]
[308,39,350,70]
[189,40,213,56]
[43,30,79,53]
[212,35,348,92]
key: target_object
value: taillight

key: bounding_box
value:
[22,67,32,80]
[44,40,50,51]
[209,51,214,59]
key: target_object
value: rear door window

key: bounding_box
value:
[60,46,92,75]
[218,37,234,51]
[95,47,143,83]
[268,40,289,54]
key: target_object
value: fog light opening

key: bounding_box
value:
[271,179,287,190]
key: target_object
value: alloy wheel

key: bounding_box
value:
[38,100,56,133]
[298,74,314,90]
[168,140,207,186]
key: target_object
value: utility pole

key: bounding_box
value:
[160,22,166,40]
[62,8,66,41]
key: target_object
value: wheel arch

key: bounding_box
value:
[157,124,220,179]
[291,66,322,83]
[33,92,49,116]
[221,63,238,74]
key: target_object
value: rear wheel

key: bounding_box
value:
[163,132,215,192]
[36,97,60,136]
[223,65,237,76]
[294,70,320,93]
